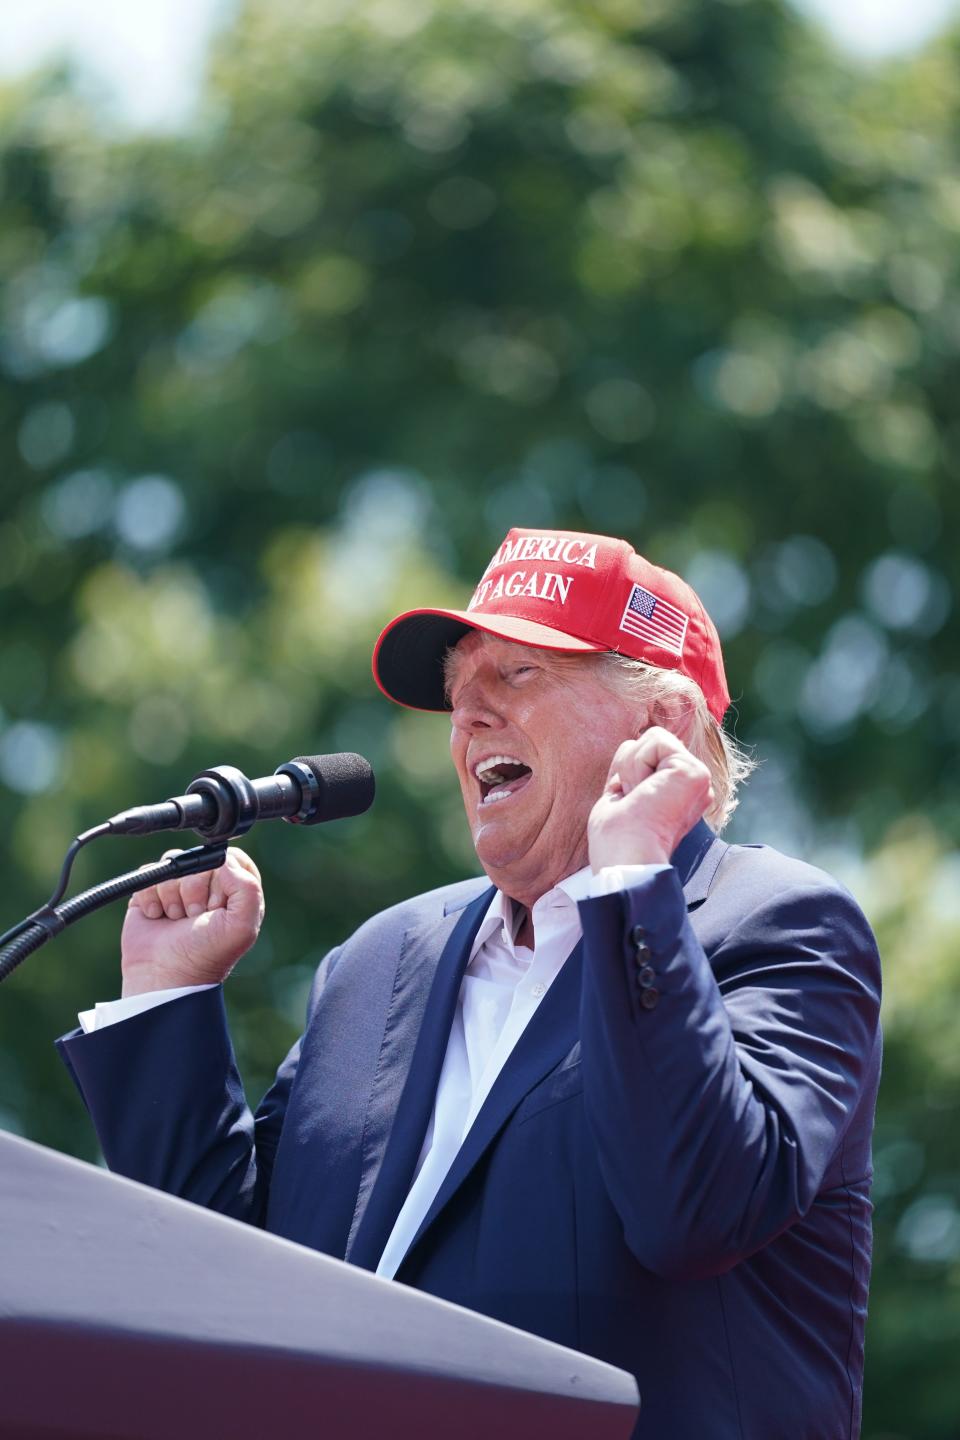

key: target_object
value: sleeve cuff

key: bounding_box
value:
[78,983,218,1034]
[589,863,672,898]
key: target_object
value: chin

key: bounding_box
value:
[472,834,526,875]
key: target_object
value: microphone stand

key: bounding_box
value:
[0,753,373,988]
[0,843,228,986]
[0,761,264,988]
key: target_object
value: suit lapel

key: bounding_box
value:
[346,885,493,1270]
[675,819,727,908]
[401,941,584,1266]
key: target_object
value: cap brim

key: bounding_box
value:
[372,608,605,711]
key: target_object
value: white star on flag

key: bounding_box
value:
[618,583,689,657]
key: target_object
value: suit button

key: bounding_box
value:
[630,924,647,945]
[640,988,660,1010]
[637,966,656,989]
[634,944,652,965]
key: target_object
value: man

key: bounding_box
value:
[58,527,881,1439]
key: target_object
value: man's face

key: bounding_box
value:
[447,632,640,902]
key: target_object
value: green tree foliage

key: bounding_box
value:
[0,1,957,1433]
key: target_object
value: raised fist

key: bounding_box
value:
[588,727,714,871]
[120,847,265,996]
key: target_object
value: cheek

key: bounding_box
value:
[456,765,474,805]
[564,729,620,802]
[513,698,540,727]
[450,733,469,782]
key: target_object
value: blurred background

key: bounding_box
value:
[1,0,958,1433]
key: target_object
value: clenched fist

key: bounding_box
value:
[121,847,265,997]
[588,727,714,871]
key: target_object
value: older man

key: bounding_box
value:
[58,528,881,1440]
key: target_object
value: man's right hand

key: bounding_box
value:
[120,847,265,997]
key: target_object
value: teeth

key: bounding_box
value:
[474,754,526,782]
[483,789,512,804]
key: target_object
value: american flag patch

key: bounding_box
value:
[619,583,688,657]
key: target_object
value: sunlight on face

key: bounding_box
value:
[447,633,640,904]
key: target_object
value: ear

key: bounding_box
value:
[631,703,650,740]
[645,693,697,745]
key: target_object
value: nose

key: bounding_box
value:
[450,674,504,735]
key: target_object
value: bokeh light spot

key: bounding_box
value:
[695,350,782,419]
[41,469,114,540]
[0,721,64,795]
[896,1195,960,1264]
[862,552,951,636]
[114,476,186,552]
[800,614,889,737]
[773,535,837,607]
[685,549,751,639]
[42,297,112,367]
[585,378,656,443]
[128,694,191,765]
[18,402,75,470]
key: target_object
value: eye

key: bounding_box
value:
[510,664,536,680]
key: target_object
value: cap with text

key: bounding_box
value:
[372,527,731,722]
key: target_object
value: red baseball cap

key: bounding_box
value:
[372,527,731,722]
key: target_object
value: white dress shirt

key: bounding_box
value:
[80,863,663,1275]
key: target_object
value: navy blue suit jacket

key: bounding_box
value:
[58,823,881,1439]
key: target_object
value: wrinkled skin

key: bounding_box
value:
[447,633,714,918]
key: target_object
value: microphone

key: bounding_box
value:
[106,753,375,843]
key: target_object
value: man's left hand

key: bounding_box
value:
[588,727,714,871]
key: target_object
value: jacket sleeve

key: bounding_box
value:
[577,863,881,1281]
[55,949,341,1223]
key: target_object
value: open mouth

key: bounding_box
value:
[474,754,534,807]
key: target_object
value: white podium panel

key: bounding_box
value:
[0,1131,638,1440]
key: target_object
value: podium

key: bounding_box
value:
[0,1131,639,1439]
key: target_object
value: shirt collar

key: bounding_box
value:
[472,887,515,952]
[553,864,595,904]
[471,864,594,956]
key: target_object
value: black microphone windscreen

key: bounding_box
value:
[293,752,375,823]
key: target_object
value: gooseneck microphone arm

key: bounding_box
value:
[0,844,229,986]
[0,752,375,987]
